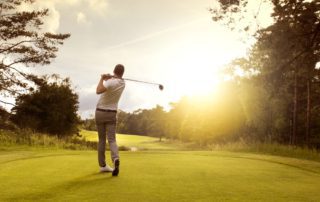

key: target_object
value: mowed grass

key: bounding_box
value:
[80,130,180,150]
[1,146,320,201]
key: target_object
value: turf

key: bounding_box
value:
[0,148,320,201]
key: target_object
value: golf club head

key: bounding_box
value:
[159,84,164,91]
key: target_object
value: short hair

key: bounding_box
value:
[113,64,125,77]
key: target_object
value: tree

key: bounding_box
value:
[11,75,79,136]
[0,106,14,129]
[82,118,97,131]
[214,0,320,146]
[164,83,246,146]
[145,105,166,141]
[116,106,167,141]
[0,0,70,105]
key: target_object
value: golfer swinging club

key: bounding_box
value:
[95,64,125,176]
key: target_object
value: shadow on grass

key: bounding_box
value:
[6,172,118,201]
[190,153,320,175]
[0,154,80,165]
[231,156,320,175]
[132,151,320,175]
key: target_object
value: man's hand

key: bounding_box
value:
[97,73,112,94]
[101,74,112,80]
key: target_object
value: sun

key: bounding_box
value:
[165,47,229,98]
[154,20,247,100]
[190,77,221,96]
[165,64,224,98]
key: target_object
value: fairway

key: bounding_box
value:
[81,130,179,150]
[1,148,320,201]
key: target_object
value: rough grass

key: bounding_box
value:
[0,148,320,201]
[0,129,97,150]
[2,129,320,162]
[207,141,320,162]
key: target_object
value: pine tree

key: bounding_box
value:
[0,0,70,105]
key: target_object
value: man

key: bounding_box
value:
[95,64,125,176]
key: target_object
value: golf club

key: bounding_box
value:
[122,77,164,91]
[103,75,164,91]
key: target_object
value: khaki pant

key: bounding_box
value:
[95,110,119,167]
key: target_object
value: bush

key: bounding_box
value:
[0,129,95,150]
[11,75,79,137]
[0,129,131,151]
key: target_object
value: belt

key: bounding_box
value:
[96,108,117,113]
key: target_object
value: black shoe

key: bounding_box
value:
[112,159,120,176]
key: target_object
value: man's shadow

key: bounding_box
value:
[7,172,119,201]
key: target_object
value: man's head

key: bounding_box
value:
[113,64,125,78]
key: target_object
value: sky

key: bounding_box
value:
[4,0,273,118]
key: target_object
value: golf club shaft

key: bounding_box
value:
[122,77,161,86]
[106,75,163,90]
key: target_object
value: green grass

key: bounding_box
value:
[208,141,320,162]
[1,131,320,201]
[0,147,320,201]
[80,130,181,150]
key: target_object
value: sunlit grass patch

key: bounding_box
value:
[80,130,180,151]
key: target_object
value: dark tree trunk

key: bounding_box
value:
[292,71,298,145]
[306,78,311,147]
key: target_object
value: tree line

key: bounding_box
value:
[212,0,320,147]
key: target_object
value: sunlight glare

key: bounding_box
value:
[167,45,230,97]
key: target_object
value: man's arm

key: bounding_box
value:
[96,74,111,94]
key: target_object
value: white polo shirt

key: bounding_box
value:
[96,78,125,110]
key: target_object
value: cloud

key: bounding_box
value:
[79,92,99,111]
[76,12,88,24]
[19,0,108,32]
[19,0,60,33]
[86,0,108,16]
[65,0,81,5]
[106,18,207,50]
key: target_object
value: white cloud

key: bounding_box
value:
[86,0,108,16]
[18,0,108,32]
[19,0,60,33]
[77,12,88,24]
[65,0,81,6]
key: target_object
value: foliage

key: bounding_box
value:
[115,81,247,146]
[213,0,320,147]
[81,118,97,131]
[0,107,16,130]
[0,129,97,150]
[117,105,167,141]
[11,75,79,136]
[165,83,246,145]
[0,0,70,105]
